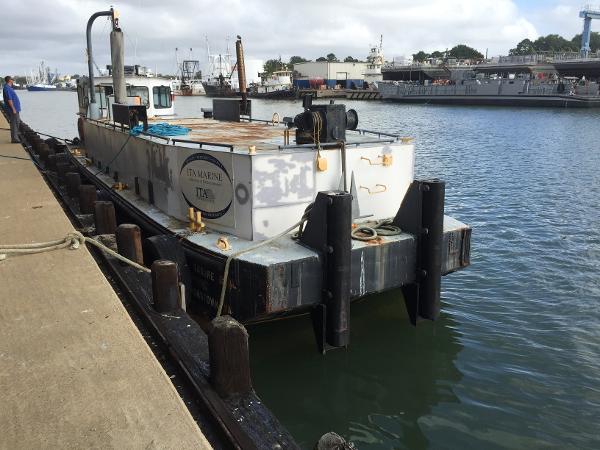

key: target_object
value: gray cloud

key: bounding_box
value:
[0,0,580,77]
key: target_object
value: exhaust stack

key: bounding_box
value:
[235,36,248,106]
[110,12,127,105]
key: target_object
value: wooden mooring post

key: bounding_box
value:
[94,200,117,234]
[208,315,252,397]
[65,172,81,198]
[151,260,180,313]
[79,185,97,214]
[116,224,144,265]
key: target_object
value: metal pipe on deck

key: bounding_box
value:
[86,9,115,108]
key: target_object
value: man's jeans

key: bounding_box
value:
[8,110,20,141]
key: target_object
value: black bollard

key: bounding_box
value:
[65,172,81,198]
[151,260,180,313]
[325,192,352,348]
[94,201,117,234]
[418,179,445,320]
[79,185,97,214]
[116,224,144,265]
[208,315,252,397]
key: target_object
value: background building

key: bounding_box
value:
[293,61,367,89]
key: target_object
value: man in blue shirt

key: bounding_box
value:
[3,76,21,143]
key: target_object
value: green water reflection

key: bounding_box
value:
[249,291,462,449]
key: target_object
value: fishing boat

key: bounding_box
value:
[70,9,471,349]
[27,61,58,91]
[172,49,205,96]
[250,69,295,99]
[202,38,238,97]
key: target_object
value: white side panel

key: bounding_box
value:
[346,143,414,220]
[231,154,253,240]
[252,203,310,241]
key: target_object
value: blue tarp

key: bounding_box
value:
[130,122,190,137]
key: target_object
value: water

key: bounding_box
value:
[20,92,600,449]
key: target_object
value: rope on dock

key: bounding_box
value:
[0,231,151,273]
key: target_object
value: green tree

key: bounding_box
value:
[263,58,285,74]
[289,56,308,65]
[316,56,327,62]
[571,32,600,52]
[326,53,338,62]
[344,56,358,62]
[412,51,430,62]
[430,50,444,58]
[448,44,484,60]
[532,34,577,52]
[14,76,27,86]
[509,38,536,55]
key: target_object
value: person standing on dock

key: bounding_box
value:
[3,76,21,143]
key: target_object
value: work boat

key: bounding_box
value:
[74,9,471,351]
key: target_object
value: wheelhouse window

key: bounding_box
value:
[153,85,172,109]
[127,85,149,107]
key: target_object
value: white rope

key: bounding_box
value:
[216,206,312,317]
[0,231,150,273]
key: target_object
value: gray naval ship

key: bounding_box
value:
[377,76,600,107]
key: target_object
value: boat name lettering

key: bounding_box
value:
[180,153,233,219]
[186,168,223,182]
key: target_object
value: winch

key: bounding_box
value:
[293,96,359,145]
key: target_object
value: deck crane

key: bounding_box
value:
[580,5,600,57]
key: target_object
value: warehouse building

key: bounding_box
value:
[293,61,367,89]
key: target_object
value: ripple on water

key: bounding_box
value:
[23,95,600,449]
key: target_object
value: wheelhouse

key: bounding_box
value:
[92,76,175,118]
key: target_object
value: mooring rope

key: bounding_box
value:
[0,230,150,273]
[350,219,402,242]
[216,204,313,317]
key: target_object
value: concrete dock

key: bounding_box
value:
[0,115,210,448]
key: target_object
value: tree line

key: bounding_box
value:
[509,32,600,55]
[411,32,600,64]
[412,44,484,63]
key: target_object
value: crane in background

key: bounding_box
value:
[580,5,600,57]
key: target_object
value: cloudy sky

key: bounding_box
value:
[0,0,590,78]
